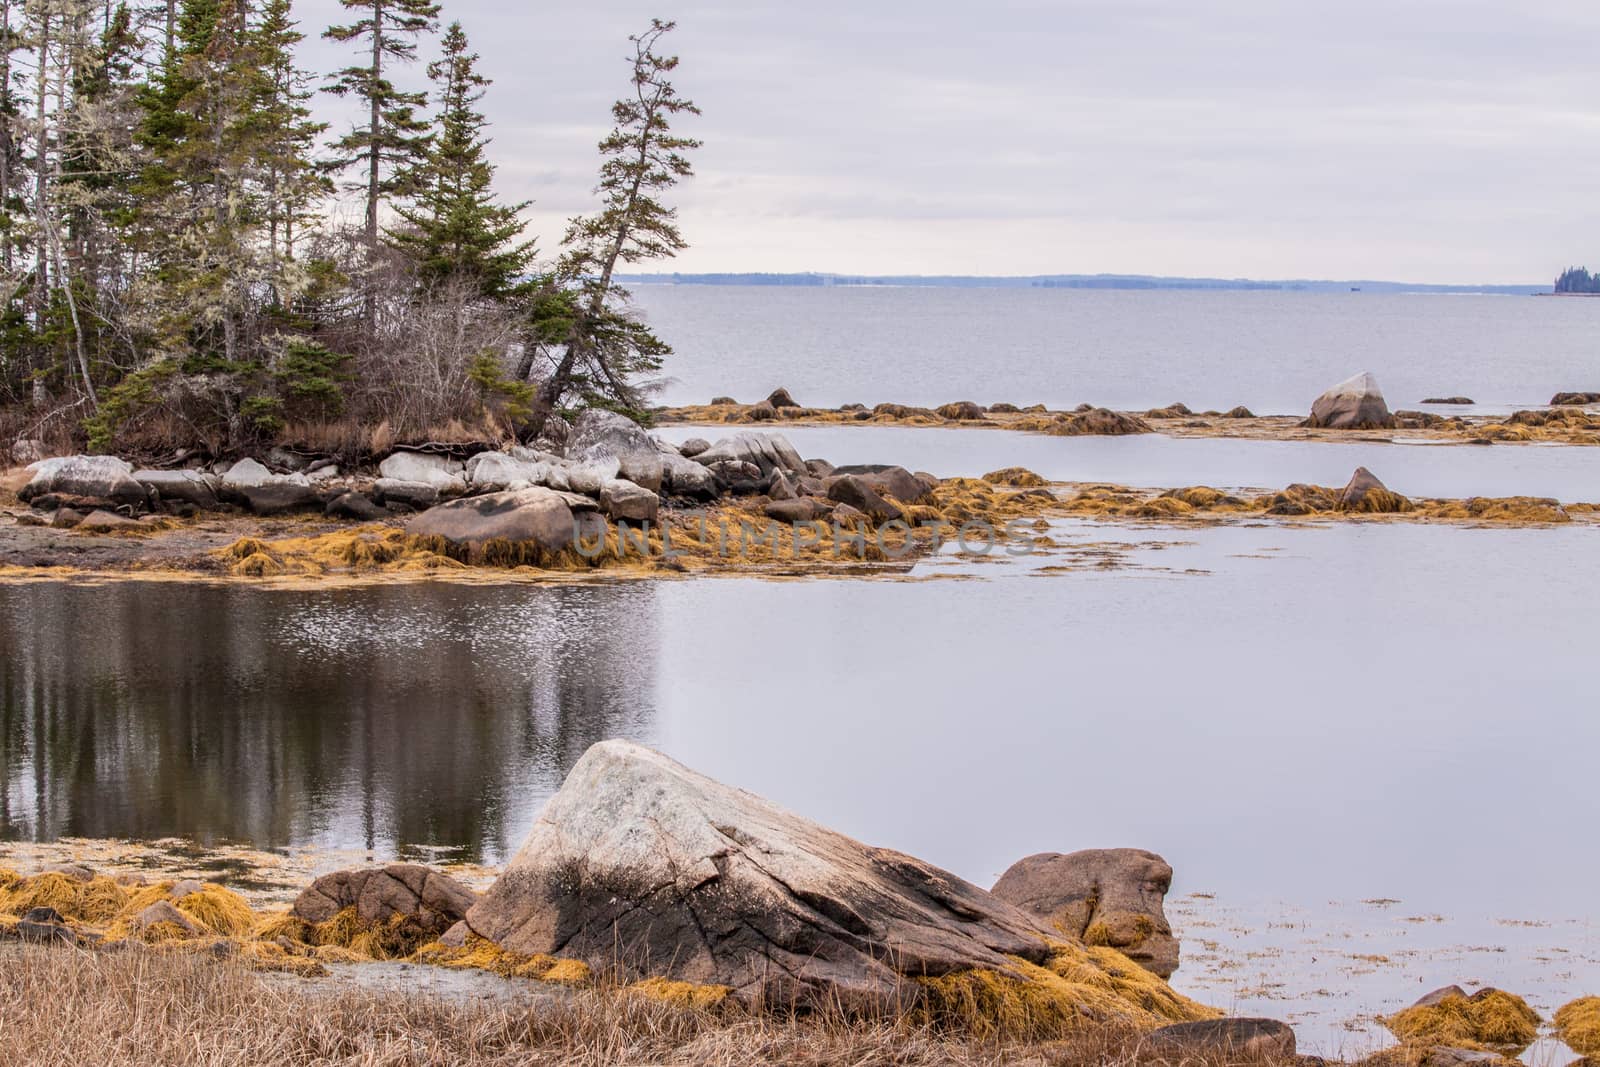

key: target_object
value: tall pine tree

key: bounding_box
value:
[253,0,327,284]
[388,20,529,299]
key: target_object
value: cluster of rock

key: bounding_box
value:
[6,411,944,557]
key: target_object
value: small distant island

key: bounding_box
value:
[618,271,1545,295]
[1552,267,1600,294]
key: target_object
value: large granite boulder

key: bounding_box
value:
[464,451,565,492]
[991,848,1179,978]
[134,469,221,509]
[20,455,148,509]
[466,740,1055,1011]
[378,450,466,489]
[407,487,593,556]
[1308,371,1396,429]
[292,864,476,939]
[660,453,718,501]
[567,410,663,493]
[692,432,806,477]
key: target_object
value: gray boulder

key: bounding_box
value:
[660,453,718,501]
[692,432,806,477]
[567,410,663,493]
[20,455,147,509]
[992,848,1180,978]
[678,437,711,458]
[764,498,832,523]
[407,487,591,556]
[378,450,466,489]
[465,451,550,491]
[1308,371,1395,429]
[219,458,275,489]
[10,439,46,465]
[134,469,221,509]
[702,459,765,495]
[374,480,441,509]
[466,740,1054,1012]
[599,478,659,524]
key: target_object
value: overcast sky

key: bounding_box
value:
[295,0,1600,284]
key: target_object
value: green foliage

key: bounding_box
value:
[389,22,532,297]
[469,351,534,425]
[239,394,286,436]
[83,359,181,453]
[274,338,353,419]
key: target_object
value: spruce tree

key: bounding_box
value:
[389,20,529,298]
[253,0,328,281]
[322,0,437,255]
[526,19,699,434]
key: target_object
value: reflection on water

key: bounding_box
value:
[0,583,661,864]
[2,518,1598,1048]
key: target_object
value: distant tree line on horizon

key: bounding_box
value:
[0,2,699,458]
[1553,267,1600,294]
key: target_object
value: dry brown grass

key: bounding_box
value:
[0,945,1293,1067]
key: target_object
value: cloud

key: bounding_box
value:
[293,0,1600,282]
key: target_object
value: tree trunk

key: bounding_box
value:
[363,0,384,333]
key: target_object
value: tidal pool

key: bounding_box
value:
[2,520,1595,1050]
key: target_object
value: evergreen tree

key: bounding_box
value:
[389,20,529,298]
[322,0,437,255]
[253,0,328,282]
[526,19,699,434]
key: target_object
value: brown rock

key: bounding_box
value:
[935,401,985,420]
[406,487,589,556]
[1550,392,1600,405]
[992,848,1179,977]
[766,387,800,409]
[466,740,1053,1012]
[825,475,903,524]
[291,864,477,938]
[830,465,933,504]
[134,900,201,937]
[1338,467,1411,513]
[764,497,832,523]
[1147,1018,1296,1060]
[1052,408,1152,436]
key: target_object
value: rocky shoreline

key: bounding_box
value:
[659,375,1600,446]
[1,740,1589,1065]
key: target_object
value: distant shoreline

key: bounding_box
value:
[618,271,1546,296]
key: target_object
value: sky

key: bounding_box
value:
[295,0,1600,284]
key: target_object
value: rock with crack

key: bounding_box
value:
[292,864,477,939]
[466,740,1057,1012]
[691,432,807,477]
[991,848,1180,978]
[567,410,664,493]
[407,487,597,558]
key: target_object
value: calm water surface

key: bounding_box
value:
[634,286,1600,414]
[3,517,1597,1047]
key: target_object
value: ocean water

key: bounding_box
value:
[632,285,1600,415]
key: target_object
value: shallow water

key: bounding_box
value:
[634,286,1600,414]
[656,422,1600,500]
[2,520,1597,1049]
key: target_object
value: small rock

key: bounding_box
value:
[710,396,738,406]
[41,864,94,882]
[830,465,932,505]
[679,438,710,458]
[10,438,46,465]
[133,900,200,936]
[764,498,832,523]
[49,508,85,529]
[374,479,442,509]
[746,400,777,421]
[767,470,797,501]
[1224,405,1255,418]
[1422,397,1475,405]
[78,509,142,532]
[1550,392,1600,406]
[1338,467,1411,513]
[325,490,387,521]
[378,451,466,488]
[766,387,799,409]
